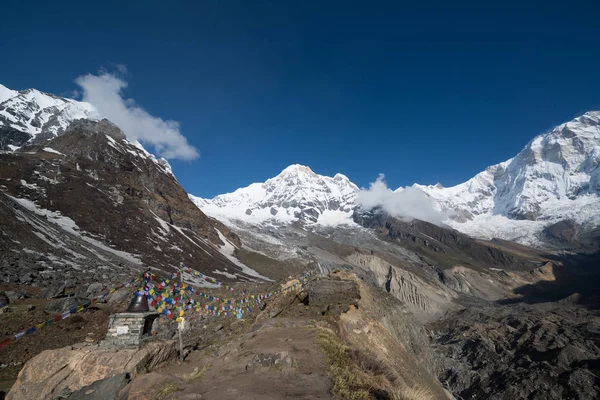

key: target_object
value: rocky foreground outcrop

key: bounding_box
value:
[7,272,451,400]
[7,340,178,400]
[0,118,267,291]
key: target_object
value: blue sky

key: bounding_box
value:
[1,1,599,197]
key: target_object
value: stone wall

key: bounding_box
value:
[103,312,159,347]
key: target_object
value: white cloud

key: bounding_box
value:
[357,174,447,226]
[74,70,199,161]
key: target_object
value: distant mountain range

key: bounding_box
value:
[2,83,599,400]
[192,112,600,250]
[1,81,598,253]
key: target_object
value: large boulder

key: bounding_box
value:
[41,284,66,299]
[4,291,27,300]
[7,340,177,400]
[86,282,105,299]
[107,288,133,306]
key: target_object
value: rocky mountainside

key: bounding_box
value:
[428,299,600,399]
[1,83,598,400]
[0,84,98,150]
[0,118,270,292]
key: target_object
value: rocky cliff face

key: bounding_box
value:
[0,119,267,291]
[352,207,542,271]
[417,111,600,248]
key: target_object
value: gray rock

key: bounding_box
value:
[44,297,86,314]
[86,282,105,298]
[41,284,66,299]
[107,288,131,305]
[5,290,28,299]
[305,278,360,316]
[66,372,131,400]
[430,302,600,400]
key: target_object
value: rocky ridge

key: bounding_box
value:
[0,118,270,291]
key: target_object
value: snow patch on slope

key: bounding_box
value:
[43,147,64,155]
[0,84,18,103]
[8,195,142,264]
[214,228,272,281]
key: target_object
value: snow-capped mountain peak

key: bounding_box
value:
[417,110,600,246]
[190,164,359,226]
[0,83,18,103]
[0,83,99,147]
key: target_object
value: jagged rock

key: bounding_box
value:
[18,273,33,284]
[41,285,66,299]
[65,372,131,400]
[268,307,283,318]
[429,302,600,399]
[7,340,177,400]
[107,288,132,305]
[64,118,126,140]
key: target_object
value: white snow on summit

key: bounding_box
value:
[414,111,600,243]
[193,112,600,249]
[190,164,359,226]
[0,84,99,140]
[0,83,176,177]
[0,83,18,104]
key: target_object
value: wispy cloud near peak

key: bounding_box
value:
[74,69,199,161]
